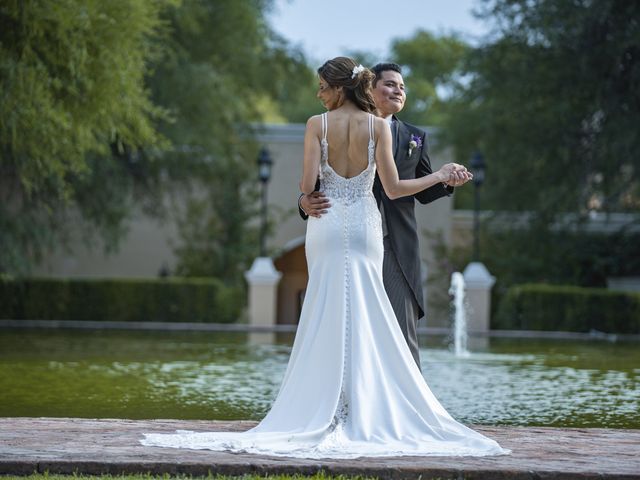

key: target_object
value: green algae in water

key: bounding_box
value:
[0,329,638,428]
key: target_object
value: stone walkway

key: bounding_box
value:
[0,418,638,479]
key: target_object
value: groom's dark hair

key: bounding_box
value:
[371,63,402,87]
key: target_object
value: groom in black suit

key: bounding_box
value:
[299,63,470,369]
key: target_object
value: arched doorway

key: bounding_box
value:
[273,236,308,325]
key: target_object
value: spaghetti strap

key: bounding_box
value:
[321,112,328,141]
[367,113,375,167]
[319,112,328,180]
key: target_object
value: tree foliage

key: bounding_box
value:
[447,0,640,223]
[390,31,470,127]
[423,0,640,289]
[148,0,311,285]
[0,0,174,273]
[0,0,312,283]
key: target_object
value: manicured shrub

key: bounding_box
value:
[494,283,640,333]
[0,277,244,323]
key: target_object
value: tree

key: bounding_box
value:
[0,0,174,273]
[0,0,313,285]
[447,0,640,221]
[427,0,640,291]
[146,0,311,285]
[390,30,471,127]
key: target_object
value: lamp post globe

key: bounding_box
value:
[258,147,273,183]
[470,151,486,187]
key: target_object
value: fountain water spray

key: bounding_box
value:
[449,272,470,357]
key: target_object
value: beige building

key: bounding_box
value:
[36,124,465,327]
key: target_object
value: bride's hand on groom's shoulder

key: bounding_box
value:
[301,192,331,218]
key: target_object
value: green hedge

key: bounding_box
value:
[0,277,244,323]
[494,283,640,333]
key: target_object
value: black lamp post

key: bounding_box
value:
[257,147,273,257]
[470,152,486,262]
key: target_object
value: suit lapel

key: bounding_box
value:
[391,118,399,158]
[394,119,409,165]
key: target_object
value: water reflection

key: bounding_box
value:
[0,329,637,428]
[421,349,639,428]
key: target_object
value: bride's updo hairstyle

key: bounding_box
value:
[317,56,377,113]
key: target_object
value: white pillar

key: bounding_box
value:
[462,262,496,333]
[244,257,282,328]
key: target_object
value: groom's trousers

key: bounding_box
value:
[382,236,422,371]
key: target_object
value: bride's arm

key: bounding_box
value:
[374,118,458,200]
[300,116,322,195]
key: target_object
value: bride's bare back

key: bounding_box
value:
[323,109,372,179]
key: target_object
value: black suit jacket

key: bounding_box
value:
[299,117,452,317]
[372,119,452,317]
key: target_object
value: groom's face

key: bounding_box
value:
[372,70,406,118]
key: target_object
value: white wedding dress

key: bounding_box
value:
[141,113,508,458]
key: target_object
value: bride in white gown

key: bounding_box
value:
[141,57,508,458]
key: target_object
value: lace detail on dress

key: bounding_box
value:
[319,112,376,205]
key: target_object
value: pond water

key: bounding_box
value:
[0,329,638,428]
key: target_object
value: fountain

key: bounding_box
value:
[449,272,470,357]
[1,329,638,428]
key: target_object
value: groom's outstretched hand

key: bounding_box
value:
[300,192,331,218]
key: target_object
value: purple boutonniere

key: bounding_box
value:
[408,134,422,156]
